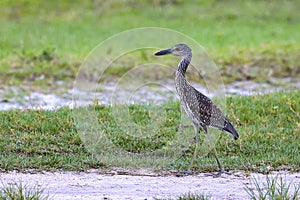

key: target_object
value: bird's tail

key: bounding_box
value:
[223,120,239,140]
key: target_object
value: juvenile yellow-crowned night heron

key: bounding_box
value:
[155,44,239,176]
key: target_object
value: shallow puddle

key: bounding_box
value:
[0,78,299,110]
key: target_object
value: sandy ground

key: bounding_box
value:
[0,170,299,200]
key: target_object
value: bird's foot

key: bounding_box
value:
[176,169,193,176]
[212,169,231,178]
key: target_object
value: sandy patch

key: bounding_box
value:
[0,171,299,200]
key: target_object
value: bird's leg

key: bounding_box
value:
[207,133,231,177]
[187,123,199,173]
[213,146,226,177]
[213,147,222,171]
[179,123,199,176]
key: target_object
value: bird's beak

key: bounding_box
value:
[154,48,171,56]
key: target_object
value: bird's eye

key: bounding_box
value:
[175,48,180,51]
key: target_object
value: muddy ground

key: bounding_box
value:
[0,170,299,200]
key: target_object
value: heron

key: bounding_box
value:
[154,44,239,176]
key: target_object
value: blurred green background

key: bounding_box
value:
[1,0,299,88]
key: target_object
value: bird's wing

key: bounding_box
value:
[183,86,227,129]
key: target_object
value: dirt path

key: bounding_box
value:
[0,171,299,200]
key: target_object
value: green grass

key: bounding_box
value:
[154,192,211,200]
[0,91,299,172]
[0,0,300,88]
[244,174,300,200]
[0,108,102,171]
[0,181,50,200]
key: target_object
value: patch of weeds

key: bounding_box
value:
[0,181,50,200]
[244,174,300,200]
[154,192,211,200]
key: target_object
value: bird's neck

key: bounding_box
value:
[176,55,192,76]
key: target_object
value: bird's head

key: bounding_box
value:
[154,44,191,57]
